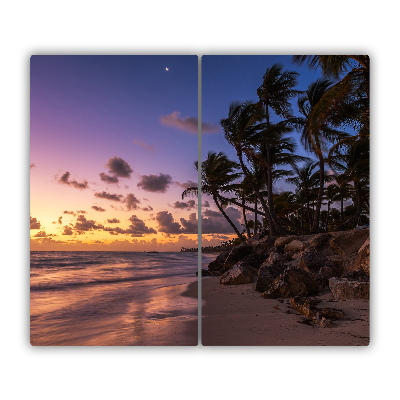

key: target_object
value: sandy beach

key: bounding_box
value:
[199,277,369,346]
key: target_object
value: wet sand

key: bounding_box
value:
[31,281,198,346]
[200,277,369,346]
[118,282,198,346]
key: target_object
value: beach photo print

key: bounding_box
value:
[200,55,369,346]
[30,55,199,345]
[30,55,369,346]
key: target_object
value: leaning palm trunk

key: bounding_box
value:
[312,156,325,233]
[217,193,266,217]
[213,194,245,242]
[262,101,287,236]
[237,151,276,235]
[241,194,251,238]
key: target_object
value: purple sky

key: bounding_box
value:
[30,56,207,251]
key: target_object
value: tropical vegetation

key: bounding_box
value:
[183,56,370,242]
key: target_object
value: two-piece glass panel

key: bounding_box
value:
[30,55,369,346]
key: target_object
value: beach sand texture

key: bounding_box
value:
[199,277,369,346]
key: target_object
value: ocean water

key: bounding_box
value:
[30,251,204,346]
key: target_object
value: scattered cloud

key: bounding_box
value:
[160,111,220,134]
[178,211,239,235]
[142,205,153,211]
[58,171,89,189]
[180,213,198,233]
[103,216,156,237]
[30,163,36,169]
[103,226,127,235]
[177,180,198,189]
[31,236,67,245]
[107,218,120,224]
[58,216,62,225]
[202,200,210,207]
[31,232,231,252]
[30,216,41,230]
[62,226,74,235]
[133,139,155,151]
[106,157,133,178]
[33,230,48,238]
[74,215,104,232]
[202,207,242,234]
[137,173,173,193]
[172,200,196,209]
[126,215,157,236]
[92,206,106,212]
[208,234,231,241]
[99,172,119,184]
[155,211,182,234]
[63,210,76,215]
[63,210,87,217]
[125,193,141,210]
[202,121,221,134]
[94,191,124,202]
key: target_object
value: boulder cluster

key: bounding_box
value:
[204,228,370,301]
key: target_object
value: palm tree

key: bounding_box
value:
[297,78,348,232]
[182,152,246,242]
[324,184,340,231]
[293,55,369,79]
[249,124,307,233]
[293,55,369,148]
[247,164,264,236]
[328,174,354,222]
[220,101,277,234]
[256,64,299,235]
[286,161,320,232]
[273,191,301,230]
[235,176,253,238]
[329,138,369,230]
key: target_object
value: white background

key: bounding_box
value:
[1,1,398,399]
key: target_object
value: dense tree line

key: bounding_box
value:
[183,56,369,241]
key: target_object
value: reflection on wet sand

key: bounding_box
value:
[30,252,198,346]
[31,281,198,346]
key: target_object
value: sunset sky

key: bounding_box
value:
[30,55,209,251]
[30,55,342,251]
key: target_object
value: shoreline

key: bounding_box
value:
[129,280,198,346]
[201,277,369,346]
[31,279,199,346]
[180,279,198,299]
[122,280,199,346]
